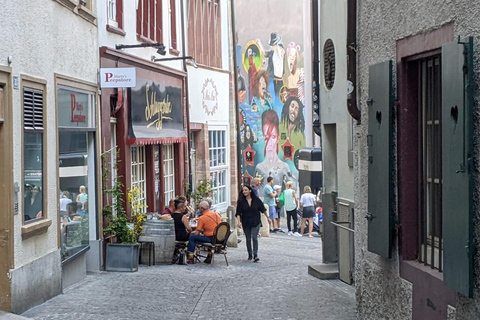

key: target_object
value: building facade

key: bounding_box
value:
[186,0,237,212]
[355,1,480,319]
[97,0,189,218]
[0,0,100,313]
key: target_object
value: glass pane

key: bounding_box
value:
[24,132,43,221]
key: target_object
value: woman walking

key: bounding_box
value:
[236,185,267,262]
[300,185,317,238]
[283,181,301,236]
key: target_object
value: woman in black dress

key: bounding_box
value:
[236,185,266,262]
[172,199,192,241]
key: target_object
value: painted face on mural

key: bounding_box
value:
[287,48,298,73]
[264,124,278,160]
[259,76,267,98]
[288,99,300,123]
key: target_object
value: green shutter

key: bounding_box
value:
[441,38,474,297]
[367,60,394,258]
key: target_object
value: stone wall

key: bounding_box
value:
[355,1,480,319]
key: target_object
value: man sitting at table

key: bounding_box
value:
[187,201,222,264]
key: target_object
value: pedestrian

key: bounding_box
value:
[76,185,88,215]
[274,185,285,233]
[283,181,301,236]
[236,185,266,262]
[299,185,317,238]
[263,176,278,232]
[251,177,261,198]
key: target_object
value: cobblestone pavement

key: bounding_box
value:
[22,228,356,320]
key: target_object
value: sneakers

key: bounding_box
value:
[253,255,260,262]
[273,228,284,233]
[293,232,302,237]
[287,231,293,236]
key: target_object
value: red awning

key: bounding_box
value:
[128,136,188,145]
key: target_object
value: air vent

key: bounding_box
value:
[323,39,336,90]
[23,88,44,130]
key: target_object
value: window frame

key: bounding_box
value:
[169,0,178,54]
[208,128,228,211]
[22,78,46,226]
[131,145,147,214]
[136,0,163,43]
[106,0,126,35]
[163,144,175,207]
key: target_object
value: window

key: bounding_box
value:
[137,0,162,43]
[187,0,221,68]
[169,0,177,51]
[163,144,175,206]
[57,84,96,261]
[107,0,117,27]
[418,56,443,270]
[209,129,228,209]
[23,87,44,223]
[131,145,147,213]
[107,0,125,33]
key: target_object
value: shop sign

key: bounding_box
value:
[57,87,94,128]
[100,68,136,88]
[202,78,218,116]
[128,79,187,144]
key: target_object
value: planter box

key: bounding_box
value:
[105,243,139,272]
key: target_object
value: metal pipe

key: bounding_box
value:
[330,221,355,233]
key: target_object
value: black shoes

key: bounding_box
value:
[248,255,253,261]
[253,256,259,262]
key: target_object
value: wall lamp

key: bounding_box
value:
[152,55,198,68]
[115,42,166,55]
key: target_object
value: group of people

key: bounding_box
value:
[236,176,319,262]
[166,196,223,265]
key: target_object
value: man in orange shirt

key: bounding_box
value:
[187,201,222,264]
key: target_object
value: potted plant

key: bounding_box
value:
[102,150,146,272]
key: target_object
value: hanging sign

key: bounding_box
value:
[100,68,136,88]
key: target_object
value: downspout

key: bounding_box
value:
[312,0,321,138]
[347,0,361,123]
[180,0,191,195]
[230,0,242,192]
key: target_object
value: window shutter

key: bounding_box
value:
[23,88,44,130]
[367,60,394,258]
[441,38,474,297]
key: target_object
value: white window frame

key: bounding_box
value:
[107,0,118,27]
[163,144,175,206]
[208,127,229,212]
[131,145,147,213]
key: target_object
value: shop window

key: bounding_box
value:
[163,144,175,206]
[57,84,96,261]
[136,0,163,43]
[23,87,44,223]
[187,0,221,68]
[131,145,147,213]
[209,129,228,210]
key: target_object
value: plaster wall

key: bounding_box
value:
[319,0,354,200]
[355,1,480,319]
[0,1,98,270]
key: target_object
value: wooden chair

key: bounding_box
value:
[196,222,231,266]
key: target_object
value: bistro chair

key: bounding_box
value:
[195,222,231,266]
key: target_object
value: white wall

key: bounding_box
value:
[0,1,98,268]
[319,0,354,200]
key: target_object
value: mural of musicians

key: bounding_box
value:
[238,31,305,197]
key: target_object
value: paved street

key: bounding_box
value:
[21,228,356,320]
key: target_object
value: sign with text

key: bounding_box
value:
[100,68,136,88]
[128,79,186,144]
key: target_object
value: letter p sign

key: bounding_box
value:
[105,73,113,82]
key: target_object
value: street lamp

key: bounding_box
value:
[115,43,166,55]
[152,55,198,69]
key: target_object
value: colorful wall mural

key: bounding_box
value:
[237,32,306,195]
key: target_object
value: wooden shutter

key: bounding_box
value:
[441,38,474,297]
[367,60,394,258]
[23,88,43,130]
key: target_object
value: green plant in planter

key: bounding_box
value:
[186,179,215,209]
[127,185,147,242]
[102,148,135,244]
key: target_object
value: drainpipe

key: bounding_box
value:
[347,0,361,123]
[230,0,242,193]
[180,0,191,195]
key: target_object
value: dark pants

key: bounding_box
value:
[286,209,298,233]
[243,224,260,257]
[187,234,212,253]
